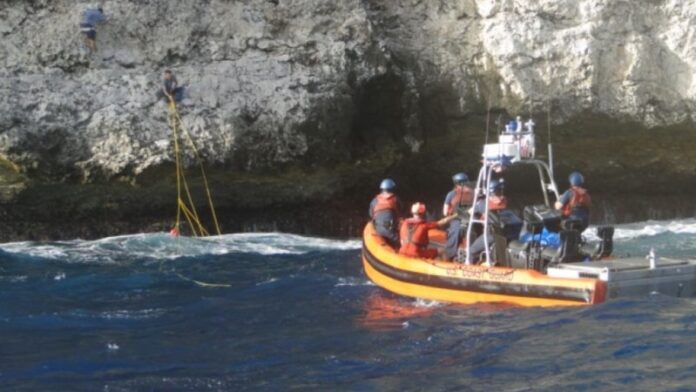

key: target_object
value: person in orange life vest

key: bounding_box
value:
[468,179,509,262]
[399,202,458,259]
[554,171,591,232]
[442,172,474,260]
[369,178,401,248]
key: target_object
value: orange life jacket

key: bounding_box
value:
[446,185,474,216]
[488,195,508,210]
[399,218,429,248]
[561,187,591,217]
[474,195,508,222]
[371,193,398,218]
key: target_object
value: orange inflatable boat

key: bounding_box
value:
[363,118,696,306]
[362,222,606,307]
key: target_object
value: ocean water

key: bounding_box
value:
[2,221,696,391]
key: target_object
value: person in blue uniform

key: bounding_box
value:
[555,171,591,232]
[79,6,106,54]
[158,70,185,103]
[442,172,473,261]
[368,178,401,248]
[467,180,508,263]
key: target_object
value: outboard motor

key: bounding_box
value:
[541,218,584,267]
[597,226,614,257]
[580,226,614,259]
[523,205,562,232]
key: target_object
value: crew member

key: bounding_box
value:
[399,202,457,259]
[368,178,401,248]
[442,172,474,261]
[158,70,185,103]
[468,179,508,263]
[554,171,591,232]
[79,6,106,54]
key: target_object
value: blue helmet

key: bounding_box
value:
[379,178,396,191]
[569,171,584,187]
[499,155,512,167]
[488,179,504,193]
[452,172,468,184]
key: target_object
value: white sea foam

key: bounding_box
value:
[584,218,696,242]
[256,277,279,286]
[99,308,166,320]
[335,277,372,287]
[7,218,690,264]
[0,232,361,263]
[412,298,443,308]
[0,275,27,283]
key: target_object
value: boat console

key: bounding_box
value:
[488,209,523,241]
[465,116,615,270]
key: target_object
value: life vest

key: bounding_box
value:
[561,187,591,217]
[446,185,474,216]
[371,193,398,218]
[473,196,508,223]
[400,218,429,248]
[488,195,508,211]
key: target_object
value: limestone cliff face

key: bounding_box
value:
[1,0,696,239]
[1,0,388,180]
[368,0,696,126]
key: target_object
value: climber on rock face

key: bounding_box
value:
[80,6,106,54]
[158,70,184,103]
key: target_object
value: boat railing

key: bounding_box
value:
[464,122,560,266]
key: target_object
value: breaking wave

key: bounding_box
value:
[0,232,361,264]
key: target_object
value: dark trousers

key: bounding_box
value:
[157,87,184,103]
[445,218,463,260]
[374,219,399,249]
[468,234,490,263]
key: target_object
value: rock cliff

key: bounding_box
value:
[2,0,696,239]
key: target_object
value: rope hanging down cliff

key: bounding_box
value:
[168,100,222,237]
[164,100,230,288]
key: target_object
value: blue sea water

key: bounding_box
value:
[2,221,696,391]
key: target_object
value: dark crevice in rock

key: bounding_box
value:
[349,72,407,158]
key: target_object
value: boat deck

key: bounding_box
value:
[548,257,696,298]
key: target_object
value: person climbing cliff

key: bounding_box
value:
[158,70,184,103]
[79,6,106,54]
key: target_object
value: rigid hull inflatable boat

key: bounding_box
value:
[363,222,696,307]
[363,222,606,307]
[362,119,696,307]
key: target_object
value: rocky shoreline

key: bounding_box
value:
[3,1,696,241]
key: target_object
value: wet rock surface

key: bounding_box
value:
[2,0,696,240]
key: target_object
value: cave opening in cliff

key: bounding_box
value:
[349,73,406,158]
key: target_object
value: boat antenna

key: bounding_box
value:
[484,98,492,145]
[547,97,554,177]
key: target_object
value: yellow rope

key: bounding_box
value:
[178,199,202,237]
[168,100,220,237]
[162,98,229,288]
[179,163,205,236]
[170,102,183,231]
[173,109,222,235]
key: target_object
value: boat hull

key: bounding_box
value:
[362,223,606,307]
